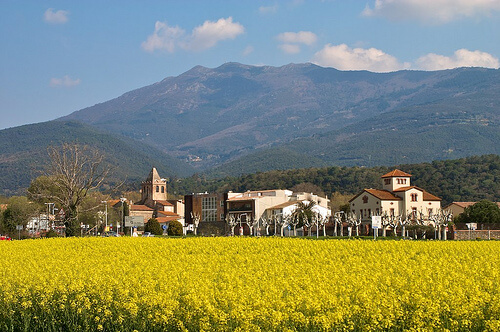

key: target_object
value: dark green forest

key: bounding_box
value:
[170,154,500,206]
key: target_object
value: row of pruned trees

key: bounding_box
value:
[225,201,331,237]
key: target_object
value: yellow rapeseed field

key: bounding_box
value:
[0,237,499,331]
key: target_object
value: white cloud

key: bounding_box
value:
[276,31,317,54]
[242,45,254,56]
[416,49,500,70]
[50,75,81,87]
[142,17,244,53]
[185,17,244,51]
[277,31,317,45]
[279,44,301,54]
[44,8,69,24]
[311,44,410,72]
[141,21,185,53]
[259,5,279,14]
[362,0,500,24]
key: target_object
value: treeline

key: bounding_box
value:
[170,155,500,206]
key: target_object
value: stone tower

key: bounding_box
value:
[140,167,167,203]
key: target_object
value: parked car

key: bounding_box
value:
[102,231,120,237]
[142,232,154,237]
[0,235,12,241]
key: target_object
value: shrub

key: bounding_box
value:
[167,220,183,236]
[145,218,163,236]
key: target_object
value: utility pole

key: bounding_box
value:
[101,201,108,232]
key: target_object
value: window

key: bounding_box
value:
[202,196,217,222]
[362,196,368,204]
[368,209,371,216]
[428,208,433,217]
[411,193,418,202]
[375,208,379,215]
[156,186,159,193]
[161,186,164,193]
[412,207,417,219]
[390,208,395,216]
[384,179,391,185]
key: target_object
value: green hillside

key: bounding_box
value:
[172,155,500,206]
[60,64,500,170]
[0,121,194,195]
[210,88,500,177]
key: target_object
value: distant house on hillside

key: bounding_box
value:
[349,169,441,222]
[445,201,500,217]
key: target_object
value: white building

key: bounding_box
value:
[349,169,441,221]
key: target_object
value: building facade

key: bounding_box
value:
[349,169,441,221]
[129,167,183,227]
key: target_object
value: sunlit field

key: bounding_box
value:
[1,237,499,331]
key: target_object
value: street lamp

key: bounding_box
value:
[44,203,54,231]
[120,197,126,235]
[101,201,108,232]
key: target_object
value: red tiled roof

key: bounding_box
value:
[228,196,257,201]
[157,216,179,223]
[381,169,412,178]
[130,205,153,211]
[158,211,179,217]
[422,191,442,201]
[450,202,477,208]
[392,186,441,201]
[156,200,173,206]
[268,201,299,210]
[108,199,124,208]
[365,189,402,200]
[393,186,421,192]
[349,189,401,202]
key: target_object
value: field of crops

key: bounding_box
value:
[0,237,499,331]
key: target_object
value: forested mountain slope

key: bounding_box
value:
[0,121,194,195]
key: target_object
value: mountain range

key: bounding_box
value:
[1,62,499,193]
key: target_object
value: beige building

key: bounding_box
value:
[129,167,183,226]
[349,169,441,221]
[226,189,331,235]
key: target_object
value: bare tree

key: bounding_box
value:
[274,214,289,237]
[333,211,345,237]
[191,212,201,235]
[226,214,237,236]
[430,209,453,240]
[245,213,257,236]
[399,213,411,238]
[388,214,399,238]
[317,213,329,237]
[259,215,271,236]
[28,143,109,236]
[381,212,392,237]
[346,212,362,237]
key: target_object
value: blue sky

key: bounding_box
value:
[1,0,499,130]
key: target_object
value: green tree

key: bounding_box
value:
[456,200,500,224]
[145,218,163,236]
[78,192,115,232]
[292,200,317,229]
[1,196,39,236]
[167,220,183,236]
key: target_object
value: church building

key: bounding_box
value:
[129,167,183,225]
[349,169,441,220]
